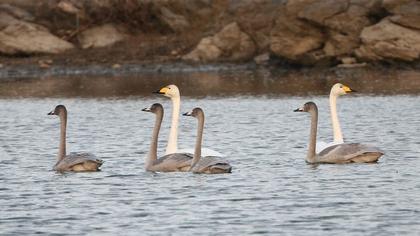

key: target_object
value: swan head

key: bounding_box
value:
[183,107,204,118]
[48,105,67,116]
[294,102,317,113]
[142,103,163,114]
[331,83,356,96]
[155,84,180,99]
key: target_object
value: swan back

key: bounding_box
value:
[190,156,232,174]
[148,153,194,172]
[54,152,103,172]
[316,143,384,163]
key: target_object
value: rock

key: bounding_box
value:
[389,14,420,30]
[356,19,420,61]
[183,22,256,62]
[158,7,190,32]
[254,53,270,65]
[341,57,357,64]
[383,0,420,15]
[0,16,74,55]
[270,12,324,61]
[0,3,34,21]
[297,0,348,25]
[78,24,126,49]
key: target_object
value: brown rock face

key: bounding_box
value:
[183,22,256,62]
[0,13,74,55]
[270,0,375,64]
[356,18,420,61]
[78,24,126,49]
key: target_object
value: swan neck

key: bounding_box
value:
[192,113,204,169]
[166,96,180,154]
[329,92,343,143]
[307,108,318,163]
[58,111,67,161]
[147,109,163,169]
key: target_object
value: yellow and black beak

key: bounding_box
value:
[343,85,356,93]
[153,87,169,94]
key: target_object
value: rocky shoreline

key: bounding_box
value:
[0,0,419,69]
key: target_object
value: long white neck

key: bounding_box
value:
[166,96,180,154]
[58,112,67,161]
[147,109,163,170]
[329,92,344,143]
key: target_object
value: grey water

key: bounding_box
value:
[1,94,419,235]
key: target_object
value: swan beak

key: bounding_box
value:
[154,87,169,94]
[183,111,192,116]
[343,85,356,93]
[294,107,304,112]
[47,111,55,115]
[142,108,151,112]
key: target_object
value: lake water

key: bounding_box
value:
[1,92,419,235]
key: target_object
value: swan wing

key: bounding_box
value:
[191,156,231,173]
[153,153,193,171]
[318,143,384,163]
[54,152,103,171]
[178,148,225,157]
[316,140,344,153]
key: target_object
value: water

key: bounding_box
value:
[1,94,419,235]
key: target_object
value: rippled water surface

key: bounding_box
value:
[1,95,420,235]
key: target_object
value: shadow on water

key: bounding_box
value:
[1,64,420,97]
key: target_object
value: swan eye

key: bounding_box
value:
[339,85,343,88]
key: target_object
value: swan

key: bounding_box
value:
[316,83,356,152]
[48,105,103,172]
[155,84,223,156]
[294,102,384,164]
[183,108,232,174]
[142,103,193,172]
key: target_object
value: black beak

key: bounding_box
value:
[153,90,164,94]
[293,108,303,112]
[182,112,191,116]
[47,111,54,115]
[142,108,150,112]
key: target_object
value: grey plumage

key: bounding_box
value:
[183,107,232,174]
[295,102,384,164]
[48,105,103,172]
[143,103,193,172]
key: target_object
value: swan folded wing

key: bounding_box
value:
[153,153,193,171]
[54,152,103,171]
[316,140,344,153]
[191,156,231,173]
[318,143,384,163]
[178,148,225,157]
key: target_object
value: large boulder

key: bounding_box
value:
[0,13,74,55]
[183,22,256,62]
[269,0,388,64]
[355,18,420,61]
[78,24,126,49]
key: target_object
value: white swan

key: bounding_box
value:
[183,108,232,174]
[295,102,384,164]
[155,84,223,156]
[48,105,103,172]
[316,83,356,152]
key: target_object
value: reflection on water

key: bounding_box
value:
[1,67,420,97]
[1,95,420,235]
